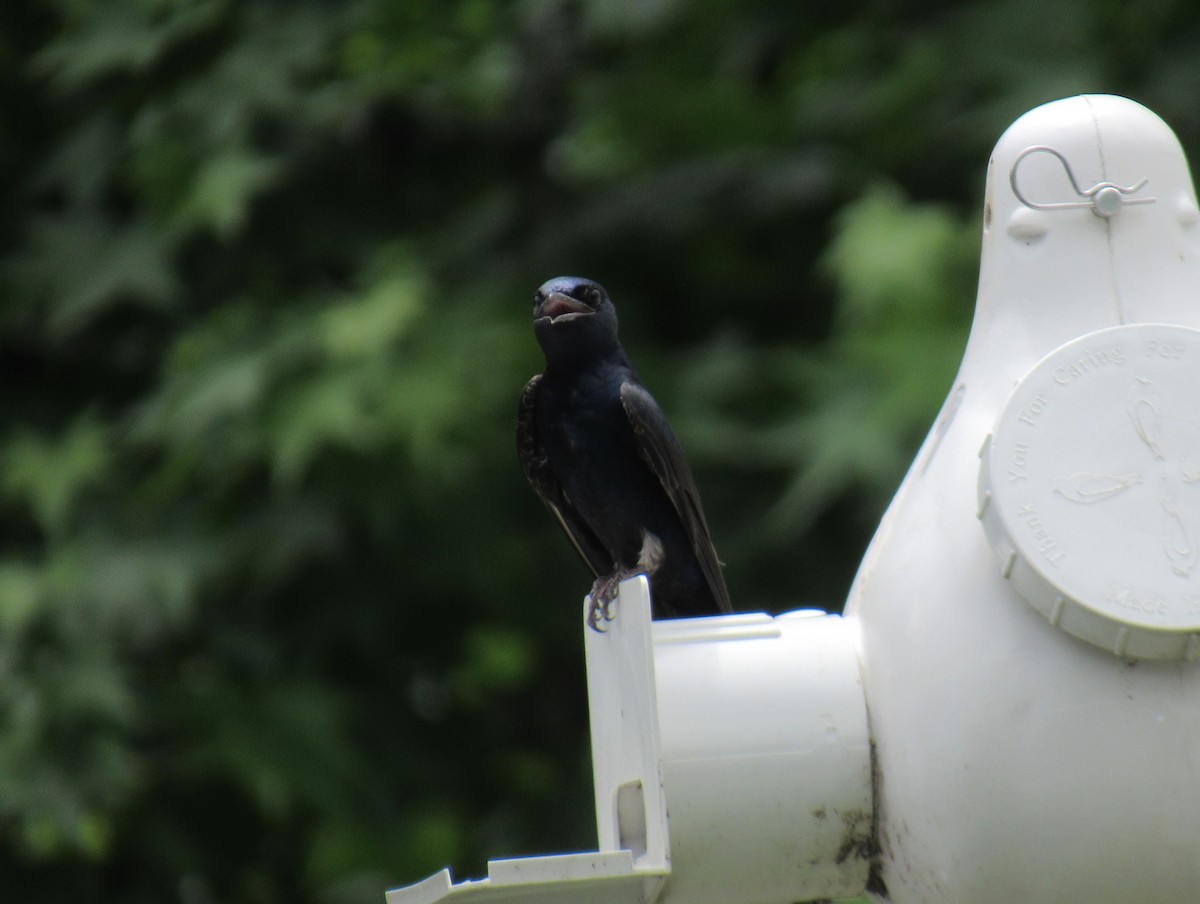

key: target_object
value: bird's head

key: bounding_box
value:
[531,276,621,366]
[533,276,610,323]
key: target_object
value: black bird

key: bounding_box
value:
[517,276,732,628]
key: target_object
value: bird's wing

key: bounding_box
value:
[620,381,732,612]
[518,375,611,578]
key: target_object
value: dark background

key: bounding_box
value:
[3,1,1200,902]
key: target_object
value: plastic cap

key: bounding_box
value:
[978,323,1200,660]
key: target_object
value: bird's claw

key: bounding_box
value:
[586,573,624,632]
[585,597,612,632]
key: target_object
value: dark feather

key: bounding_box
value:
[620,381,732,613]
[518,374,611,577]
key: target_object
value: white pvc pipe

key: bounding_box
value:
[651,609,872,904]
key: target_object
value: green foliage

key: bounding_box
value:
[4,1,1200,902]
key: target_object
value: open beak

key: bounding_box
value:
[536,292,595,323]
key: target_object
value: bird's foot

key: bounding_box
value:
[586,572,633,632]
[587,536,665,632]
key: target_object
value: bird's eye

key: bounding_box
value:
[583,286,601,306]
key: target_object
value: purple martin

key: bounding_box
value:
[517,276,732,628]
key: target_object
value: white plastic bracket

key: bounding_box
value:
[584,577,671,874]
[385,578,671,904]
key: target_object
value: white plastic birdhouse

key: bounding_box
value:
[388,94,1200,904]
[852,93,1200,904]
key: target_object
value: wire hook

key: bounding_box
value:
[1010,145,1155,218]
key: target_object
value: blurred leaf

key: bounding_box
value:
[320,260,425,360]
[2,417,111,536]
[0,563,42,635]
[824,183,971,323]
[452,626,536,707]
[175,150,282,238]
[12,214,178,339]
[33,0,226,92]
